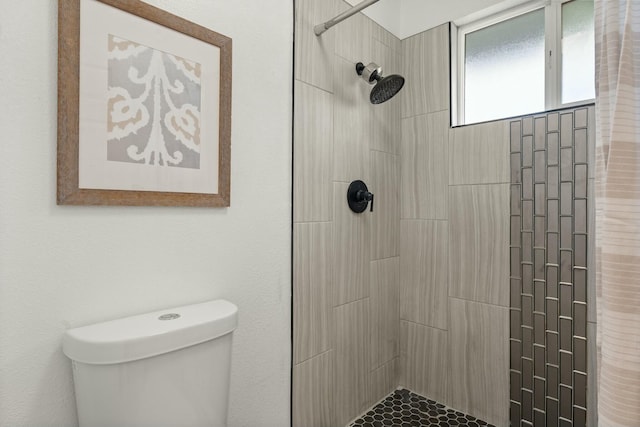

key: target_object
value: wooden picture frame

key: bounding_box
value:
[58,0,231,206]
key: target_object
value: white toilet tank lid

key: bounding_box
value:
[63,299,238,365]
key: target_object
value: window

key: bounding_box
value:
[452,0,595,125]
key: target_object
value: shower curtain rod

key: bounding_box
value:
[314,0,380,36]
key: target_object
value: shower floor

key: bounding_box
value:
[348,389,496,427]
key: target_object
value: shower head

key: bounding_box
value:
[370,74,405,104]
[356,62,405,104]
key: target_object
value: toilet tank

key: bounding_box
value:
[63,299,238,427]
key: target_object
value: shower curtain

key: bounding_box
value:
[594,0,640,425]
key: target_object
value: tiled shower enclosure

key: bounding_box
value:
[294,1,597,426]
[509,108,595,426]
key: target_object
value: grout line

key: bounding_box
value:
[371,255,400,262]
[292,348,332,367]
[334,296,370,309]
[400,107,450,120]
[448,181,511,187]
[292,220,333,225]
[399,218,449,222]
[448,296,510,310]
[400,318,449,333]
[294,78,334,96]
[370,148,400,155]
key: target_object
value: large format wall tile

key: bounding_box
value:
[400,220,448,329]
[294,0,339,92]
[333,183,370,305]
[372,21,401,53]
[335,299,371,427]
[369,357,399,408]
[333,56,371,183]
[334,2,373,63]
[370,39,402,155]
[370,151,399,260]
[399,320,448,404]
[293,222,333,364]
[449,119,510,185]
[449,298,509,426]
[449,184,509,306]
[400,110,449,220]
[370,257,400,370]
[400,24,449,118]
[294,3,403,426]
[293,351,336,427]
[294,81,333,223]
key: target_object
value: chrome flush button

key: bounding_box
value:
[158,313,181,320]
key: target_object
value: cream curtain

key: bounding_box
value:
[594,0,640,425]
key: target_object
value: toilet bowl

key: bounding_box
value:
[63,299,238,427]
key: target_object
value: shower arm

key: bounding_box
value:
[314,0,380,36]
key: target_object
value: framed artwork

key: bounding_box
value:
[58,0,232,206]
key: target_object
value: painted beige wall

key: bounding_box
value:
[0,1,292,426]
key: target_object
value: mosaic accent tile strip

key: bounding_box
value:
[509,109,590,426]
[348,389,495,427]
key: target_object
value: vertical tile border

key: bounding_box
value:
[509,107,592,426]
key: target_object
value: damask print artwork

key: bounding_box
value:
[59,0,231,205]
[107,35,202,169]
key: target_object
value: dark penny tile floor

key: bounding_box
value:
[348,389,496,427]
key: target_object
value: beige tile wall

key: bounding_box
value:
[293,351,335,427]
[370,257,400,370]
[335,299,371,426]
[448,184,510,306]
[293,222,333,364]
[399,320,449,403]
[400,25,449,118]
[400,220,448,329]
[293,1,402,425]
[398,22,511,427]
[449,298,509,423]
[293,81,333,223]
[400,110,449,220]
[294,5,512,426]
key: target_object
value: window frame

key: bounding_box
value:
[452,0,595,126]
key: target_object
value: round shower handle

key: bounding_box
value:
[347,180,374,213]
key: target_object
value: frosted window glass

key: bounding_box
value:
[562,0,595,104]
[465,9,545,124]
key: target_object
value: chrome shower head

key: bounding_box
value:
[356,62,405,104]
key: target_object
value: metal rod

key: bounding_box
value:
[314,0,380,36]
